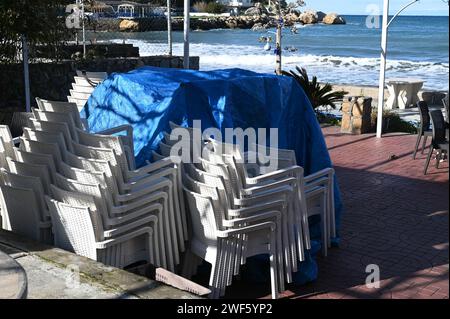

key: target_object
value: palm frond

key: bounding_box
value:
[282,67,348,109]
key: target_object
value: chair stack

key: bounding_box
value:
[68,71,107,111]
[0,99,187,271]
[152,122,336,299]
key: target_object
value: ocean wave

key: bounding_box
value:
[112,39,449,90]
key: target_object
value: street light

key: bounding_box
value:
[376,0,420,138]
[183,0,190,69]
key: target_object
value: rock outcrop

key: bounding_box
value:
[119,19,139,32]
[322,13,346,25]
[299,10,318,24]
[316,11,326,22]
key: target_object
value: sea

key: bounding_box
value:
[94,15,449,91]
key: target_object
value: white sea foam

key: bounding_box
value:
[113,39,449,91]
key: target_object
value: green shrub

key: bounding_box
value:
[205,2,226,14]
[371,109,417,134]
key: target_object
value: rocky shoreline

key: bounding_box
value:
[87,11,346,32]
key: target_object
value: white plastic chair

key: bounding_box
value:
[0,184,52,244]
[252,143,336,248]
[52,171,173,270]
[46,196,156,269]
[73,139,188,251]
[183,172,285,296]
[183,186,280,299]
[195,157,299,282]
[206,139,312,255]
[55,156,178,270]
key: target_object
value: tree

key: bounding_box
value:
[267,1,306,74]
[0,0,73,63]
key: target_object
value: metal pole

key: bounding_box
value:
[376,0,419,138]
[81,0,86,58]
[183,0,190,69]
[376,0,389,138]
[167,0,173,56]
[275,2,282,75]
[22,35,31,112]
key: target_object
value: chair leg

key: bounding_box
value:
[269,234,279,299]
[421,135,428,154]
[435,150,441,168]
[413,133,422,159]
[423,146,434,175]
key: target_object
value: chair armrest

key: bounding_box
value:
[217,221,275,238]
[228,200,286,217]
[223,211,281,227]
[126,157,176,179]
[305,177,329,190]
[234,188,290,207]
[97,226,153,248]
[246,166,303,184]
[304,168,334,183]
[97,124,133,138]
[241,177,297,196]
[104,214,159,238]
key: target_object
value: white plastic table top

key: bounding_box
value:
[386,78,424,110]
[387,78,424,84]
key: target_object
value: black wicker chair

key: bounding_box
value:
[413,101,433,159]
[424,110,449,175]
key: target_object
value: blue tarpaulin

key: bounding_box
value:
[82,66,343,284]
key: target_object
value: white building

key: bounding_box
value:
[217,0,254,9]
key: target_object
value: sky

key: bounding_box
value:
[296,0,449,16]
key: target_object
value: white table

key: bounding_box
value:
[386,78,424,110]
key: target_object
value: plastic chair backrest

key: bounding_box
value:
[32,109,78,140]
[45,196,97,259]
[6,158,52,195]
[0,169,48,220]
[417,101,431,131]
[13,149,57,183]
[27,118,75,146]
[22,127,70,155]
[49,184,104,241]
[429,109,447,147]
[183,186,220,243]
[0,185,41,241]
[36,98,84,129]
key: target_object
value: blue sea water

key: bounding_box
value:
[100,15,449,90]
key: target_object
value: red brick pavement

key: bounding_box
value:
[223,126,449,299]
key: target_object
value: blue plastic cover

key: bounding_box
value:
[82,66,343,284]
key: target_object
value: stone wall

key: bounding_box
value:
[330,83,447,107]
[0,56,199,125]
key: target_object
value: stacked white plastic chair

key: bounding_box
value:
[0,99,188,271]
[154,122,336,298]
[153,125,284,298]
[0,125,53,244]
[68,71,107,110]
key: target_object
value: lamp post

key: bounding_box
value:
[183,0,190,69]
[376,0,420,138]
[167,0,172,56]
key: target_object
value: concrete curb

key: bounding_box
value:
[0,229,200,299]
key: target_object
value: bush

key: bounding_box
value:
[205,2,226,14]
[0,0,74,64]
[371,110,417,134]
